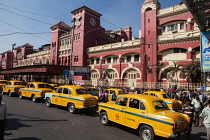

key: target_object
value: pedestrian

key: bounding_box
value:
[180,92,188,104]
[182,99,195,129]
[0,95,7,140]
[171,92,179,100]
[192,95,203,127]
[199,100,210,140]
[111,91,117,101]
[204,96,210,107]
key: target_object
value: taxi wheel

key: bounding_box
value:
[68,103,76,114]
[139,125,154,140]
[8,90,12,97]
[19,92,23,99]
[45,98,51,107]
[32,95,37,102]
[100,112,110,126]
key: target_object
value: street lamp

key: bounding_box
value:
[11,43,16,68]
[69,18,76,85]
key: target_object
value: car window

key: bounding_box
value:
[8,82,11,85]
[153,100,168,110]
[26,84,30,88]
[0,81,7,84]
[129,98,146,110]
[144,93,148,95]
[162,94,170,98]
[63,88,71,95]
[56,88,63,93]
[38,84,51,88]
[14,82,24,85]
[30,84,35,88]
[115,97,128,106]
[118,91,123,95]
[76,89,86,94]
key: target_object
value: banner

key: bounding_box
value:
[201,31,210,72]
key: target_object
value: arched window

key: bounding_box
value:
[145,7,152,12]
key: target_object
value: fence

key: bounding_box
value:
[50,78,203,90]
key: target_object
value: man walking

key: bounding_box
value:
[199,100,210,140]
[0,95,7,140]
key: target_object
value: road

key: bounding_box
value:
[1,95,207,140]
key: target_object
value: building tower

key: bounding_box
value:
[141,0,160,82]
[71,6,102,80]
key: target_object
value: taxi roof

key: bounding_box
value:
[118,94,161,101]
[107,88,123,91]
[9,80,24,82]
[144,91,166,95]
[28,82,48,84]
[59,85,84,89]
[0,80,8,81]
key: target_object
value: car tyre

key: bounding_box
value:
[68,103,76,114]
[46,98,51,107]
[32,94,37,102]
[8,90,12,97]
[19,92,23,99]
[139,125,155,140]
[100,112,110,126]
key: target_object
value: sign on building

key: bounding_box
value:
[201,31,210,72]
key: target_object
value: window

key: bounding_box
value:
[107,57,111,63]
[96,58,100,64]
[116,97,128,106]
[134,55,139,62]
[148,57,150,61]
[129,99,145,110]
[180,48,186,53]
[56,88,63,93]
[162,26,166,32]
[127,55,131,62]
[30,84,35,88]
[195,47,200,52]
[174,48,179,53]
[113,57,118,63]
[148,30,150,35]
[63,88,71,94]
[180,22,185,30]
[148,19,150,23]
[168,24,178,31]
[91,59,94,64]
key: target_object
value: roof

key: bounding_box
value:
[71,6,102,17]
[50,21,71,30]
[60,85,84,89]
[144,91,166,95]
[118,94,161,101]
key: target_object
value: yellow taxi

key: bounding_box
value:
[44,85,98,114]
[2,80,25,97]
[49,84,59,90]
[98,94,190,139]
[0,80,8,92]
[19,82,53,102]
[143,91,182,111]
[106,88,124,101]
[85,86,99,97]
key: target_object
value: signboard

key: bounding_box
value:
[201,31,210,72]
[63,67,90,78]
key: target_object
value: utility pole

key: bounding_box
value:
[69,18,76,85]
[11,43,16,68]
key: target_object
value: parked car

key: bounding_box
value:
[85,86,99,96]
[19,82,53,102]
[2,80,25,97]
[49,84,59,90]
[106,88,124,101]
[98,94,190,140]
[0,80,8,92]
[143,91,182,111]
[44,85,98,113]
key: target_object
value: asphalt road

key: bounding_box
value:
[1,95,207,140]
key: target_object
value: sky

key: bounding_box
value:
[0,0,181,53]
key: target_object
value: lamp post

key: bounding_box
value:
[11,43,16,68]
[69,18,76,85]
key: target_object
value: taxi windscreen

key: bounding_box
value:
[162,94,170,99]
[76,89,86,94]
[0,81,7,84]
[153,100,168,110]
[14,82,24,85]
[38,84,51,88]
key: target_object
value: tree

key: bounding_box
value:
[167,62,183,84]
[182,61,201,83]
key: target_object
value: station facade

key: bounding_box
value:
[0,0,201,89]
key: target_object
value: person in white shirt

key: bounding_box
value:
[0,95,7,140]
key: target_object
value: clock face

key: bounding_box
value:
[90,18,96,26]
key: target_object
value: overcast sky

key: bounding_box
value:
[0,0,180,53]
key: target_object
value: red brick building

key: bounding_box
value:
[0,0,202,89]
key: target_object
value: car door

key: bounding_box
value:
[125,98,147,129]
[28,84,35,97]
[22,84,30,97]
[61,88,72,107]
[52,88,63,106]
[109,97,127,125]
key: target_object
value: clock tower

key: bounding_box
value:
[70,6,102,80]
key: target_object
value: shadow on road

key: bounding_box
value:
[6,118,32,131]
[9,137,41,140]
[191,132,206,140]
